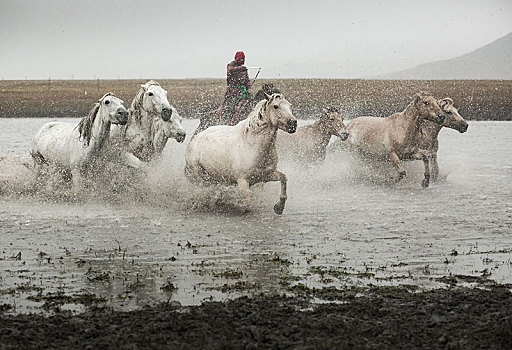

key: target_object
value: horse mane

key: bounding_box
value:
[404,91,431,116]
[129,80,162,122]
[254,83,281,102]
[77,103,101,147]
[323,106,339,114]
[245,93,283,133]
[77,92,116,147]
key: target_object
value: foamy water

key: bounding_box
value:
[1,118,511,314]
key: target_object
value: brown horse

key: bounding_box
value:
[346,93,445,188]
[277,107,349,163]
[403,97,468,181]
[193,83,281,136]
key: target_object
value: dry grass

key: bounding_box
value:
[0,79,510,120]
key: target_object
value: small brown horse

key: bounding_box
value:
[277,107,349,163]
[346,93,445,188]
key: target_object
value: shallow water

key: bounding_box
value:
[0,118,511,314]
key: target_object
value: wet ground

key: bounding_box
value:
[0,118,511,348]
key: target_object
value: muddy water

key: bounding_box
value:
[0,118,511,314]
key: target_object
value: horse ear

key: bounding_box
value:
[438,98,453,111]
[263,92,271,101]
[98,92,113,102]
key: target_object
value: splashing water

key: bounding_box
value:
[0,118,511,314]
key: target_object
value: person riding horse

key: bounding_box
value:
[194,83,281,137]
[219,51,252,125]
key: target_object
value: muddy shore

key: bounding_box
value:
[1,286,511,349]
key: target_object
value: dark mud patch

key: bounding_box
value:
[1,286,511,349]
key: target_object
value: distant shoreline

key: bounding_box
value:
[1,79,511,121]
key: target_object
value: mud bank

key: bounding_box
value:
[1,286,511,349]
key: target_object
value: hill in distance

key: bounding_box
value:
[379,32,512,80]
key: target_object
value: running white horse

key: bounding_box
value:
[110,80,186,169]
[151,110,187,156]
[185,93,297,214]
[30,93,128,191]
[346,93,445,188]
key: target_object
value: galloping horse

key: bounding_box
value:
[185,93,297,214]
[111,80,186,169]
[346,93,446,188]
[30,93,128,191]
[277,106,349,163]
[193,83,281,136]
[408,97,468,181]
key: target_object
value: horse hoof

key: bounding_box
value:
[273,203,284,215]
[421,179,430,188]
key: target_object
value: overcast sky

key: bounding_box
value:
[1,0,511,79]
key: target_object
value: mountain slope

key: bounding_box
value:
[380,32,512,80]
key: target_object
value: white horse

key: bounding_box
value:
[185,93,297,214]
[30,93,128,191]
[151,110,187,156]
[110,80,186,169]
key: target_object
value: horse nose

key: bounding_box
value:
[117,108,129,125]
[286,119,297,133]
[459,123,469,133]
[161,107,172,121]
[340,131,349,141]
[176,131,186,143]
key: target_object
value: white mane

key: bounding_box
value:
[244,93,284,134]
[129,80,162,122]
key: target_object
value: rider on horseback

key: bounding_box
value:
[219,51,251,125]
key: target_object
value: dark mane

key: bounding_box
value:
[77,103,100,147]
[77,92,116,147]
[254,83,281,101]
[323,106,339,114]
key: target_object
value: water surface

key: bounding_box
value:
[0,118,511,314]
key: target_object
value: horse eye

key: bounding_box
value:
[104,100,110,105]
[273,105,278,109]
[447,111,453,115]
[148,92,154,96]
[424,101,429,105]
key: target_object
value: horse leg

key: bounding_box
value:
[231,100,246,125]
[71,168,83,193]
[388,152,406,183]
[236,178,252,210]
[413,150,431,188]
[268,170,287,215]
[430,153,439,182]
[123,151,148,171]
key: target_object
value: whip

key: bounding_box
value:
[247,67,261,84]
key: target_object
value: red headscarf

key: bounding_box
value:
[234,51,245,64]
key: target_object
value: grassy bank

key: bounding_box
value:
[1,79,510,120]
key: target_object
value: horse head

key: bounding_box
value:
[412,93,445,125]
[321,106,349,141]
[99,93,128,126]
[137,80,173,121]
[78,93,128,147]
[163,106,187,143]
[438,98,468,133]
[263,93,297,133]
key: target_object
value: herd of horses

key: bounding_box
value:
[12,80,468,214]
